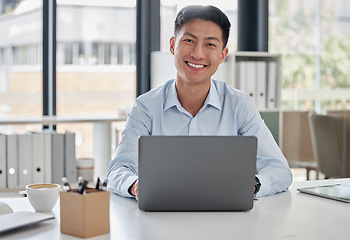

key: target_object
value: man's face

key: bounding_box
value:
[170,18,228,86]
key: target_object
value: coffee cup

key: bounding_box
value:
[26,183,61,212]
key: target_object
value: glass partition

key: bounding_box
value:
[0,0,43,133]
[56,0,136,158]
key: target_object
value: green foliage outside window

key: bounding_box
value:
[270,0,350,111]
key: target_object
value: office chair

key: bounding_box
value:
[308,111,350,178]
[282,111,318,180]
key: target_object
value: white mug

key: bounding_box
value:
[26,183,60,212]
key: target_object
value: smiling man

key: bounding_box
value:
[107,5,292,200]
[170,17,228,117]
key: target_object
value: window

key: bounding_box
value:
[0,0,137,158]
[11,44,41,65]
[160,0,238,53]
[0,0,42,131]
[270,0,350,112]
[56,1,137,157]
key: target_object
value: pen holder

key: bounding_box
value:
[60,188,110,238]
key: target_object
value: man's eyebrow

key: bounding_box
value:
[205,36,220,42]
[183,32,197,39]
[183,32,221,42]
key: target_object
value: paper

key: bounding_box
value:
[0,201,13,215]
[0,211,54,233]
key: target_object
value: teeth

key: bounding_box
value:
[187,62,205,69]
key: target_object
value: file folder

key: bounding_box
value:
[52,132,64,184]
[43,131,53,183]
[267,61,277,109]
[6,134,18,188]
[32,132,45,183]
[256,61,267,109]
[64,131,77,183]
[0,134,6,188]
[18,133,32,187]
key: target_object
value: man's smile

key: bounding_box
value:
[186,61,207,70]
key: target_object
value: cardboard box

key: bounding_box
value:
[60,188,110,238]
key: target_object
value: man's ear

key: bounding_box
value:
[219,47,229,64]
[169,36,175,55]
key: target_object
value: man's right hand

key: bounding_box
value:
[129,179,139,200]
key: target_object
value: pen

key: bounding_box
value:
[62,177,72,192]
[78,176,83,186]
[101,178,108,191]
[95,177,101,190]
[77,180,88,194]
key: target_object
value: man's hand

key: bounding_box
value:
[129,179,139,200]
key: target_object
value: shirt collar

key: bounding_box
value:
[164,80,179,111]
[204,80,222,110]
[163,79,222,112]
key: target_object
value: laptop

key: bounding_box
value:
[138,136,258,211]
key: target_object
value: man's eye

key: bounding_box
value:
[207,43,216,47]
[184,39,194,43]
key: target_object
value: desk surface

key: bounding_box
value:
[1,178,350,240]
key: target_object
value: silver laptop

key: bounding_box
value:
[138,136,258,211]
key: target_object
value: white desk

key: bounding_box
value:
[0,116,126,179]
[1,178,350,240]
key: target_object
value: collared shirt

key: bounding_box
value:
[107,79,293,198]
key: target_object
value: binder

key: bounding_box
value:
[18,133,33,187]
[234,61,240,88]
[6,134,18,188]
[32,132,45,183]
[64,131,77,183]
[52,132,64,184]
[245,61,257,103]
[212,55,234,86]
[237,61,246,91]
[43,131,53,183]
[256,61,267,109]
[0,134,6,188]
[267,61,277,109]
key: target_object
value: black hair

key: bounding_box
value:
[174,5,231,48]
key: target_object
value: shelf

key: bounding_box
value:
[0,116,127,186]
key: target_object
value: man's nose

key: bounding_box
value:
[190,43,205,59]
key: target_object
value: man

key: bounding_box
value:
[107,5,292,200]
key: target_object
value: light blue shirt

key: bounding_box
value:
[107,79,292,198]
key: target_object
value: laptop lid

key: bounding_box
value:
[138,136,257,211]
